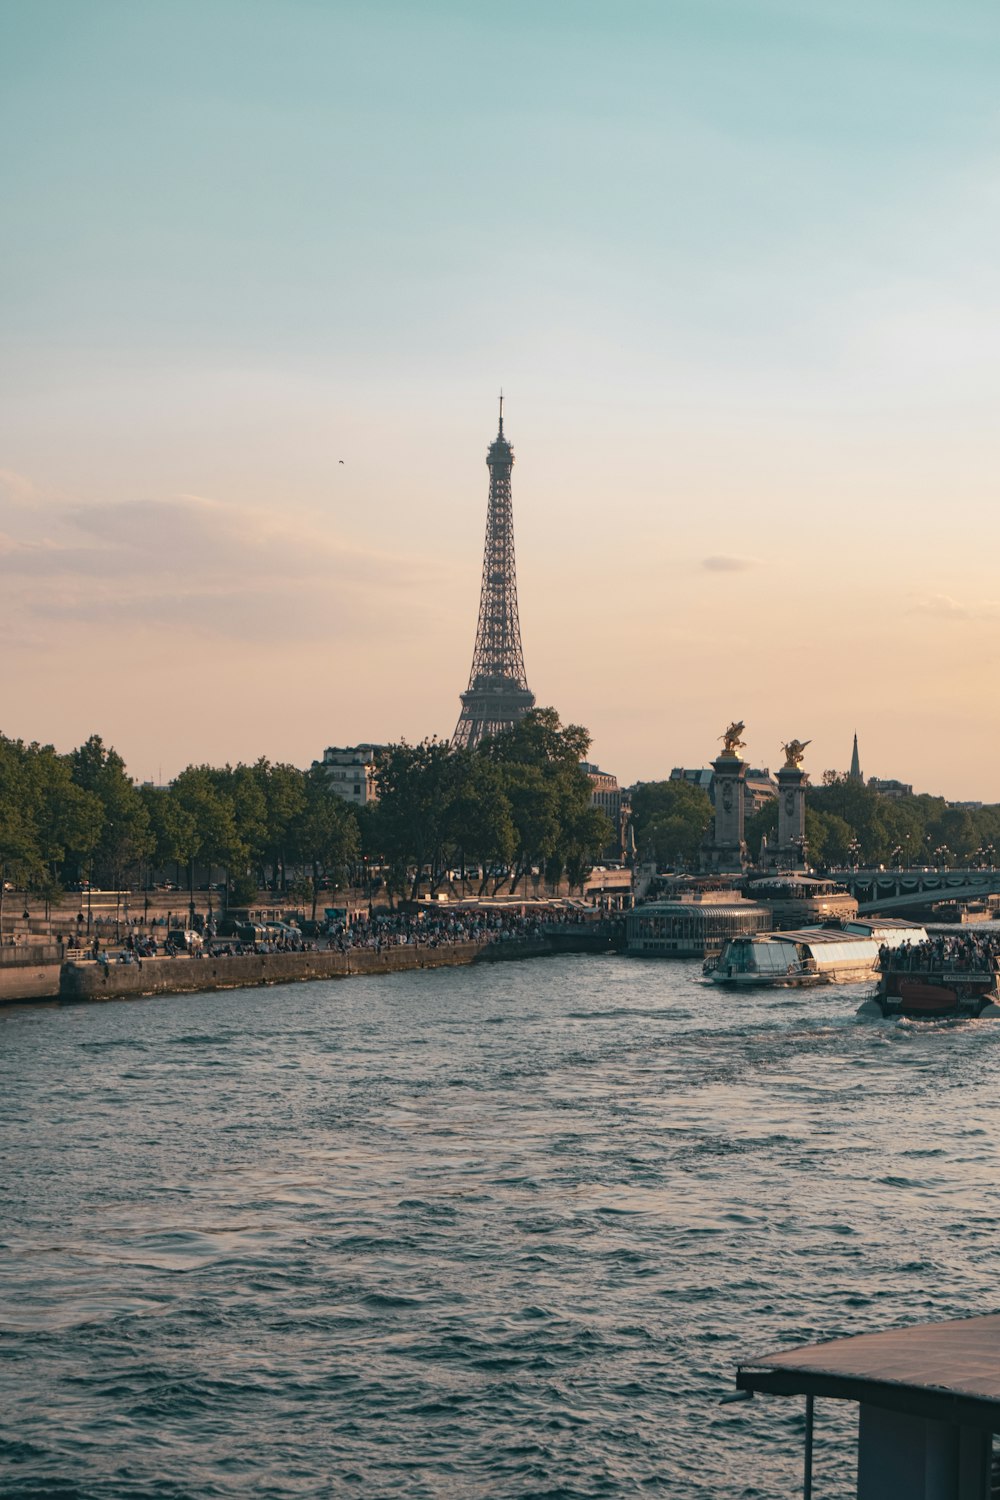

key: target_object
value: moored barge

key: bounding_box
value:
[625,890,771,959]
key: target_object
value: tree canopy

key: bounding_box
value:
[6,724,994,911]
[629,780,713,867]
[367,709,612,898]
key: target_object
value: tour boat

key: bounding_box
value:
[858,951,1000,1020]
[707,920,927,988]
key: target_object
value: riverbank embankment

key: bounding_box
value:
[2,928,621,1006]
[0,944,65,1003]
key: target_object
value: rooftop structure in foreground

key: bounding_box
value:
[452,399,535,750]
[735,1313,1000,1498]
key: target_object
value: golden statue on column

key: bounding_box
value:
[720,721,747,757]
[781,738,811,769]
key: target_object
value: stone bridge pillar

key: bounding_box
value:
[702,752,748,873]
[777,764,808,870]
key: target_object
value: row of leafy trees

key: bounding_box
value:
[628,773,1000,871]
[365,709,612,900]
[0,710,613,915]
[0,734,360,917]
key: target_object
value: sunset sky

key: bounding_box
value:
[3,1,1000,797]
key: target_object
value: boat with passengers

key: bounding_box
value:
[706,919,927,988]
[857,930,1000,1019]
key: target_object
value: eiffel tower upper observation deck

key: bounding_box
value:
[452,399,536,749]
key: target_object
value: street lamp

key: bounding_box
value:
[848,838,862,871]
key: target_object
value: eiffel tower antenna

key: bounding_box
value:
[451,400,535,749]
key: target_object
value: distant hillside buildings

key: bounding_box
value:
[867,777,913,800]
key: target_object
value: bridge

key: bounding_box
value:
[831,867,1000,916]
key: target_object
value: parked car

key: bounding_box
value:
[264,922,303,941]
[165,929,202,954]
[235,923,268,944]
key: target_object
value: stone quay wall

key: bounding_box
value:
[0,928,622,1006]
[0,943,64,1003]
[58,943,489,1003]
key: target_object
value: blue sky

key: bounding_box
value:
[3,1,1000,793]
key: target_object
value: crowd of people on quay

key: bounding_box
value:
[326,908,546,952]
[878,933,1000,974]
[59,906,607,963]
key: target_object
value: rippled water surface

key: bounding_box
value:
[3,956,1000,1497]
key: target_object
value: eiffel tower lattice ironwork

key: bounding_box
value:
[452,398,536,749]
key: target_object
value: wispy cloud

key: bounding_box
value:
[909,593,1000,622]
[0,470,49,508]
[702,554,759,573]
[0,484,454,644]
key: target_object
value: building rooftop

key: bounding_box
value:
[641,892,767,911]
[737,1313,1000,1431]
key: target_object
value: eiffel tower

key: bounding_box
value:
[452,398,536,749]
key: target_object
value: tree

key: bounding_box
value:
[445,752,516,890]
[22,744,103,906]
[165,766,245,915]
[0,738,38,929]
[217,763,268,891]
[142,784,197,887]
[289,770,360,917]
[480,709,610,892]
[0,736,109,927]
[631,780,713,868]
[70,735,152,887]
[250,760,307,890]
[372,739,458,900]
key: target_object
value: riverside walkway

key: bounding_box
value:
[1,912,623,1005]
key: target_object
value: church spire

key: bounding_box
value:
[849,732,863,783]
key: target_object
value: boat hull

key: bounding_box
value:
[859,978,1000,1021]
[710,962,871,988]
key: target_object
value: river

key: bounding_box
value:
[2,955,999,1497]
